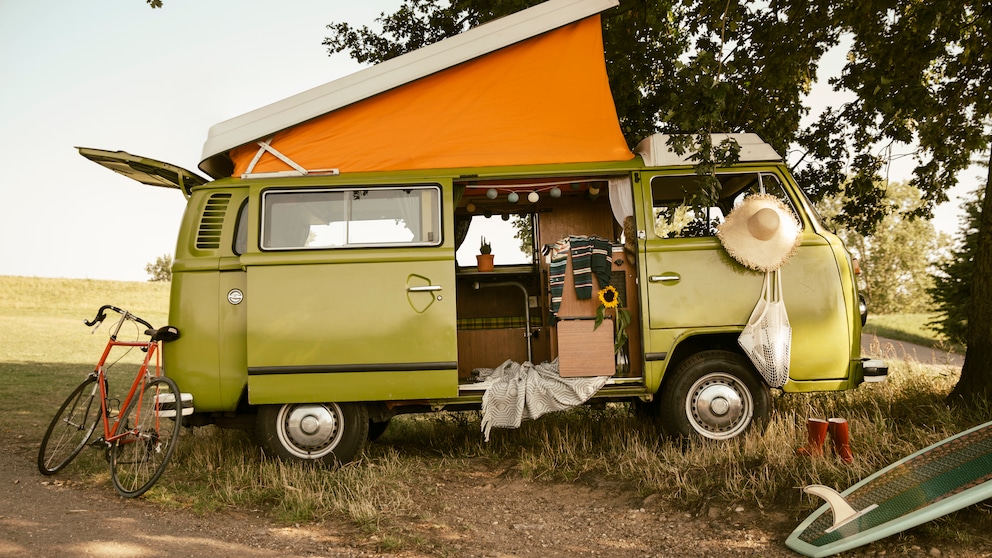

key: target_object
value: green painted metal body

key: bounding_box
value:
[161,157,866,414]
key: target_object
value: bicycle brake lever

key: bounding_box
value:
[91,320,103,334]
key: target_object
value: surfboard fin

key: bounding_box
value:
[803,484,879,533]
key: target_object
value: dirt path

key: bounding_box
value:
[3,339,989,558]
[8,435,992,558]
[0,440,374,557]
[0,437,800,558]
[862,334,964,368]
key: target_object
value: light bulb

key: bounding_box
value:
[528,191,539,203]
[550,187,562,198]
[466,202,476,213]
[486,188,498,199]
[507,192,519,203]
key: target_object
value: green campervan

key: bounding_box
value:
[80,0,885,465]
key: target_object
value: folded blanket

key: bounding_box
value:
[478,358,610,441]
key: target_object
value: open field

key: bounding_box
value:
[2,275,991,556]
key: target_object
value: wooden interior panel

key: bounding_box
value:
[537,195,615,248]
[557,319,615,377]
[457,328,529,379]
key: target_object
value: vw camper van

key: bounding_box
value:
[80,0,885,465]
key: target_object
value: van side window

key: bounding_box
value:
[233,199,248,256]
[261,185,442,250]
[650,172,800,239]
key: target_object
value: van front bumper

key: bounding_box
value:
[861,358,889,383]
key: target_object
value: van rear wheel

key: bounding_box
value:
[657,350,770,440]
[256,402,369,466]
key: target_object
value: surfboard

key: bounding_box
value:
[786,419,992,557]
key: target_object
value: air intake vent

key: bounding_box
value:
[195,193,232,250]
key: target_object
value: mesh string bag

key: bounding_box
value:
[738,270,791,387]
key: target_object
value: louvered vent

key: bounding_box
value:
[195,193,232,250]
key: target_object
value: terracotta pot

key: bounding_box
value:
[476,254,495,272]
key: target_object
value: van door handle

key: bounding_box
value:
[407,285,443,292]
[649,273,680,283]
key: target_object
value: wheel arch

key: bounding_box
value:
[658,332,762,392]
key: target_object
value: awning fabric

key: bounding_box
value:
[229,15,633,176]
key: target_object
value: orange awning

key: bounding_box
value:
[230,15,632,176]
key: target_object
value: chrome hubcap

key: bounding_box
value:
[278,404,342,458]
[686,373,753,439]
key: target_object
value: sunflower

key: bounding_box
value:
[598,285,620,309]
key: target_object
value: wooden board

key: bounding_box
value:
[457,328,529,379]
[556,319,615,377]
[786,420,992,557]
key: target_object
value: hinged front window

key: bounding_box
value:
[261,185,442,250]
[650,172,798,239]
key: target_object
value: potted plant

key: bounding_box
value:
[476,237,494,272]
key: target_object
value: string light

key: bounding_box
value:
[471,182,605,205]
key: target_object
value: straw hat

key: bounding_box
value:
[716,194,801,272]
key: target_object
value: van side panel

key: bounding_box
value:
[166,271,222,408]
[248,369,455,404]
[164,188,248,413]
[241,180,459,404]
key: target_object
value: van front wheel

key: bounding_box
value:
[657,350,770,440]
[256,402,369,467]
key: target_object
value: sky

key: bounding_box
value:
[0,1,980,282]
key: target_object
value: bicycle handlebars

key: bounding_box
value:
[84,304,154,332]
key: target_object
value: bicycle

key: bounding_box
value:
[37,304,188,498]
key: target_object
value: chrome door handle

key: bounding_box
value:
[649,273,680,283]
[407,285,443,292]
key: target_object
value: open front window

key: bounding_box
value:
[262,186,442,250]
[650,172,799,239]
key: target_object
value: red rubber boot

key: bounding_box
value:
[828,417,854,463]
[796,418,829,457]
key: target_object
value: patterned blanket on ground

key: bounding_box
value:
[477,359,610,441]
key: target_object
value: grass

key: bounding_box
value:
[4,275,989,552]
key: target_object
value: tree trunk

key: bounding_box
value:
[949,148,992,404]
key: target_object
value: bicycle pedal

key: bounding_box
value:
[90,437,108,448]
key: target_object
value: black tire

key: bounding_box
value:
[110,376,183,497]
[255,402,369,467]
[38,375,102,475]
[657,350,771,440]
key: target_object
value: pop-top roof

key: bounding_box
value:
[198,0,630,179]
[634,134,783,167]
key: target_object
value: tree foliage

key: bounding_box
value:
[325,0,992,400]
[930,187,985,345]
[145,254,173,282]
[822,182,942,315]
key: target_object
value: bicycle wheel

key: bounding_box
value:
[38,375,102,475]
[110,376,182,497]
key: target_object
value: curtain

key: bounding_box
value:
[608,176,633,226]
